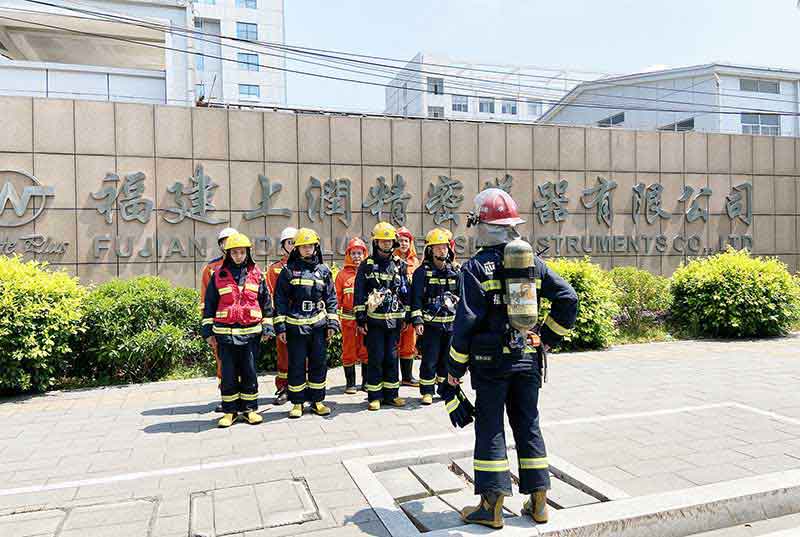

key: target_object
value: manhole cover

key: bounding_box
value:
[189,479,319,537]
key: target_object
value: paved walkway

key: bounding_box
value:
[1,336,800,536]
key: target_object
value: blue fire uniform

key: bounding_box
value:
[448,245,577,496]
[411,259,461,396]
[273,257,340,405]
[354,253,410,402]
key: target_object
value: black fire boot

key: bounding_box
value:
[359,363,368,392]
[400,359,419,387]
[460,492,505,529]
[344,365,357,395]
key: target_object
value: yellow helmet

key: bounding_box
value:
[425,228,451,247]
[294,228,320,247]
[372,222,397,241]
[223,232,252,250]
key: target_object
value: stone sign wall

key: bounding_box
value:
[0,96,797,288]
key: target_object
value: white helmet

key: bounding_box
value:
[218,227,238,242]
[280,227,298,244]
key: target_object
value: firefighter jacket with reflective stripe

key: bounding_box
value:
[410,260,461,330]
[202,261,274,345]
[447,245,577,379]
[353,254,409,330]
[273,258,340,336]
[335,264,358,321]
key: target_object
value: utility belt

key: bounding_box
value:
[297,299,326,313]
[469,326,546,381]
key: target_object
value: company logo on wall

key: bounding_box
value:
[0,170,55,227]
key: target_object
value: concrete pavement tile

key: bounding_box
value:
[0,509,65,537]
[400,496,463,531]
[408,463,467,495]
[677,463,757,485]
[616,472,697,495]
[734,455,800,474]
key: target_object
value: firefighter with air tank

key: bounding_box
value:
[447,188,578,529]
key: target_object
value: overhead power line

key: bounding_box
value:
[2,5,799,117]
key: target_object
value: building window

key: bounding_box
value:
[527,99,542,117]
[739,78,780,94]
[195,54,204,71]
[479,97,494,114]
[452,95,468,113]
[199,0,215,4]
[597,112,625,127]
[236,22,258,41]
[501,99,517,115]
[237,53,259,71]
[427,77,444,95]
[741,113,780,135]
[428,106,445,118]
[194,19,203,29]
[236,0,257,7]
[659,118,695,132]
[196,84,205,99]
[239,84,260,99]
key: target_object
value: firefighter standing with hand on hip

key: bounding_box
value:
[354,222,411,411]
[266,226,297,405]
[448,188,577,529]
[336,237,370,394]
[273,228,340,419]
[202,232,275,428]
[410,228,461,405]
[200,227,238,412]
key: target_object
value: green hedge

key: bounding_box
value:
[2,248,799,395]
[610,266,671,331]
[542,257,619,351]
[670,249,800,338]
[75,276,211,384]
[0,257,85,394]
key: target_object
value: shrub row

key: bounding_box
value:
[1,248,798,394]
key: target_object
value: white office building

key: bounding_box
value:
[384,52,609,122]
[0,0,286,106]
[192,0,286,106]
[540,63,800,136]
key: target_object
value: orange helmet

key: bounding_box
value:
[396,227,414,242]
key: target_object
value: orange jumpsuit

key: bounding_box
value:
[335,243,368,367]
[200,255,225,380]
[266,256,289,392]
[395,232,420,361]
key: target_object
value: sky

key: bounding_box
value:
[283,0,800,112]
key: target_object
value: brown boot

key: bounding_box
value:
[522,490,548,523]
[460,492,504,529]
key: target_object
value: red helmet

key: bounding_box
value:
[396,227,414,241]
[346,237,367,254]
[474,188,525,226]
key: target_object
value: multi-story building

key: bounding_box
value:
[0,0,286,106]
[540,63,800,136]
[385,52,608,122]
[192,0,286,106]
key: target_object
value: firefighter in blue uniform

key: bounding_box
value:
[273,228,340,419]
[411,228,461,405]
[448,188,578,529]
[354,222,410,411]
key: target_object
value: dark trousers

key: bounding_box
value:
[364,326,400,401]
[218,339,260,413]
[471,367,549,496]
[419,326,451,395]
[287,328,327,404]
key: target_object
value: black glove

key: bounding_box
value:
[442,384,475,428]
